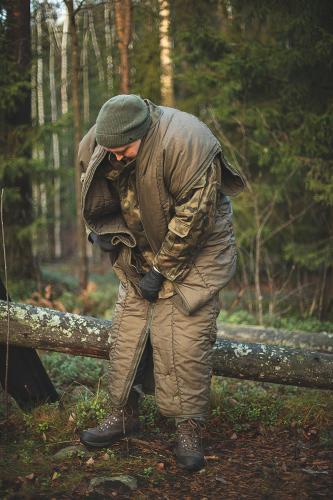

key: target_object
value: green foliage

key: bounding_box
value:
[73,389,109,429]
[132,0,161,101]
[170,0,333,320]
[40,352,107,390]
[139,395,160,429]
[219,309,257,325]
[267,315,333,333]
[211,377,284,430]
[210,377,333,431]
[219,308,333,332]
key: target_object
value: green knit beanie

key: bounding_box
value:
[95,94,151,148]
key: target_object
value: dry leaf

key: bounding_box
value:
[86,457,95,465]
[156,462,165,470]
[230,433,237,440]
[215,476,228,484]
[102,453,110,461]
[25,473,35,481]
[68,413,76,423]
[42,432,47,442]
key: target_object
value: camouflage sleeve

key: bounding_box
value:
[153,163,218,282]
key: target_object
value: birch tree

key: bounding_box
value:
[61,9,69,116]
[104,1,114,94]
[158,0,174,106]
[88,8,105,83]
[46,5,62,258]
[36,4,49,258]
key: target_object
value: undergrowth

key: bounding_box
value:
[2,374,332,437]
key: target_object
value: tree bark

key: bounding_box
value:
[64,0,88,290]
[82,10,90,124]
[36,6,49,259]
[218,323,333,353]
[61,10,69,115]
[104,1,114,94]
[46,6,62,259]
[88,8,105,83]
[158,0,174,106]
[114,0,132,94]
[0,281,58,411]
[0,300,332,390]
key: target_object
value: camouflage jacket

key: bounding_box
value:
[102,153,220,297]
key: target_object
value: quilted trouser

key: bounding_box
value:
[108,281,220,419]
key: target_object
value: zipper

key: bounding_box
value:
[122,302,155,402]
[135,166,159,254]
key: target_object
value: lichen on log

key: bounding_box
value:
[0,300,332,390]
[218,323,333,353]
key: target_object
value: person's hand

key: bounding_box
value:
[138,267,164,302]
[89,233,117,252]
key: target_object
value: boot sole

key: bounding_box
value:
[80,424,141,449]
[80,436,122,448]
[177,461,205,472]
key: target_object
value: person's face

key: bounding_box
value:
[103,139,141,161]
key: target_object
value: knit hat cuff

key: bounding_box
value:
[96,112,152,148]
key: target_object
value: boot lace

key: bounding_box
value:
[97,407,126,434]
[177,419,203,453]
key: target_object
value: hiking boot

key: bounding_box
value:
[175,419,205,472]
[80,407,140,448]
[80,390,141,448]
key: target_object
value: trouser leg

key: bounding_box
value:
[150,294,220,420]
[108,282,153,408]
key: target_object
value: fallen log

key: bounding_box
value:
[218,323,333,353]
[0,282,58,410]
[0,300,332,390]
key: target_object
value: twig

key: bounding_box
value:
[262,202,316,244]
[207,106,251,190]
[1,188,10,420]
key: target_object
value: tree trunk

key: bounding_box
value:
[104,1,114,94]
[114,0,132,94]
[61,10,69,115]
[254,197,263,325]
[158,0,174,106]
[1,300,332,390]
[46,6,62,259]
[2,0,35,280]
[65,0,88,290]
[82,10,90,124]
[88,8,105,83]
[0,280,58,411]
[31,22,39,261]
[36,5,50,259]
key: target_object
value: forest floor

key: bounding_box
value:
[1,264,333,498]
[1,379,333,499]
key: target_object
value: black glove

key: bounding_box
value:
[138,267,164,302]
[88,232,117,252]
